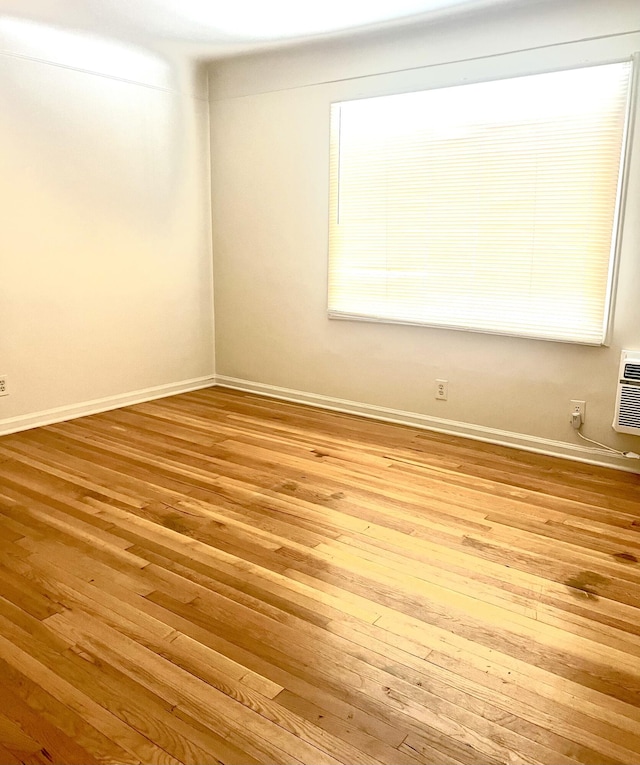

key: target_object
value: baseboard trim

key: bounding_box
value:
[3,373,636,473]
[0,376,216,437]
[215,375,640,474]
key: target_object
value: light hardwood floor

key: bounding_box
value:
[0,387,639,765]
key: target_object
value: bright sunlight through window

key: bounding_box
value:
[328,61,634,344]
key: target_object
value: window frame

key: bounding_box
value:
[326,55,638,346]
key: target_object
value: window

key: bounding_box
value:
[328,61,633,344]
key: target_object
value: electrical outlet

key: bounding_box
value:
[570,399,586,424]
[436,379,448,400]
[0,375,7,397]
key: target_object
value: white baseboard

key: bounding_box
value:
[215,375,640,474]
[3,372,636,474]
[0,376,216,437]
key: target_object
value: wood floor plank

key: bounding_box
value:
[0,656,141,765]
[0,632,179,765]
[0,685,101,765]
[0,386,639,764]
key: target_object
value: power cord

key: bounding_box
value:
[573,420,640,459]
[576,429,640,458]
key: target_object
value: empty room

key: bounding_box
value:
[1,0,640,763]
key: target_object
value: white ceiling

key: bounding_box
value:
[0,0,526,59]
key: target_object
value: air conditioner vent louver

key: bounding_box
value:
[619,386,640,429]
[613,351,640,435]
[623,362,640,381]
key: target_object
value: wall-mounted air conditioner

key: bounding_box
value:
[613,350,640,435]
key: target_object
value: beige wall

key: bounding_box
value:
[209,0,640,457]
[0,26,215,430]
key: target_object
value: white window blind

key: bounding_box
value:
[328,61,633,344]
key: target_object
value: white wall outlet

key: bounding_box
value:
[436,379,448,400]
[0,375,7,397]
[570,399,586,425]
